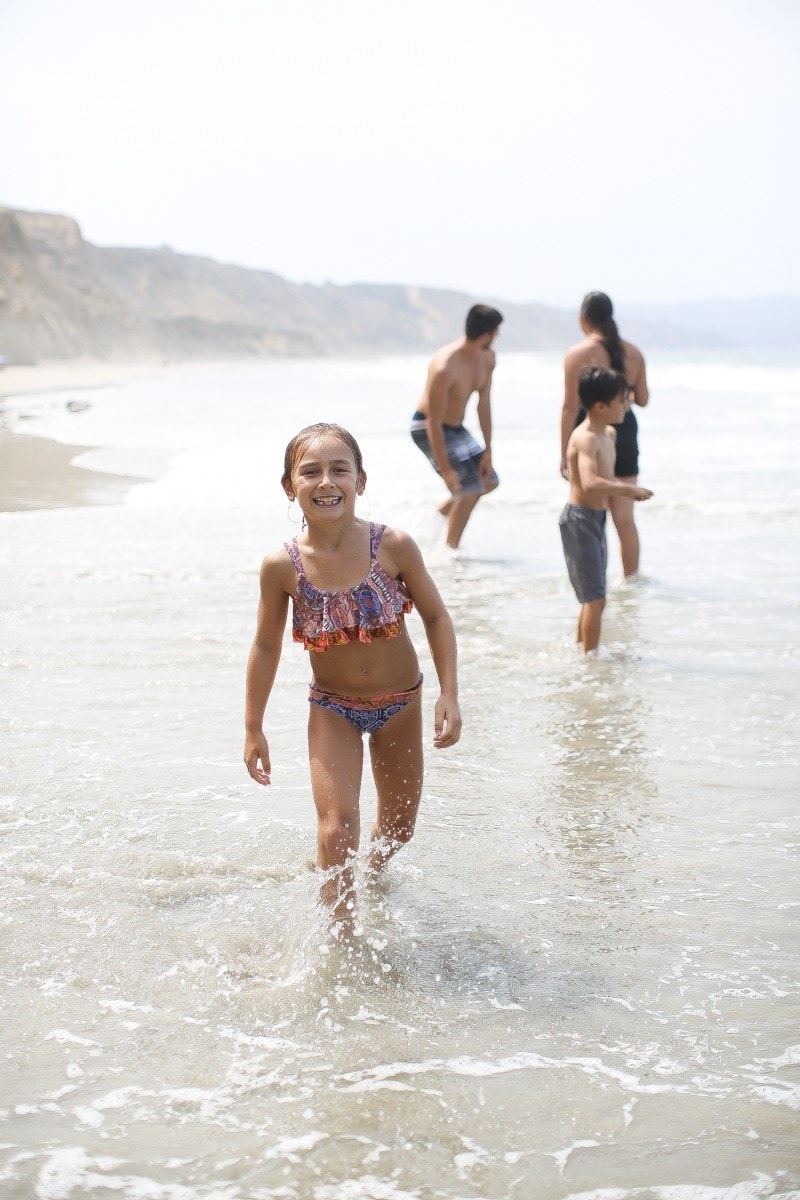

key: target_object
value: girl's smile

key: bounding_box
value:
[288,435,366,517]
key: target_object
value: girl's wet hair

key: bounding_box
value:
[281,423,365,489]
[581,291,626,375]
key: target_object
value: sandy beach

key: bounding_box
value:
[0,357,169,399]
[0,435,146,511]
[1,359,183,511]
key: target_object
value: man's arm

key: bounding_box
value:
[475,352,495,480]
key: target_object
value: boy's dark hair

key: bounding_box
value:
[578,365,628,409]
[465,304,503,341]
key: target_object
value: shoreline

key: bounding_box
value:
[0,357,180,400]
[0,359,168,513]
[0,433,146,512]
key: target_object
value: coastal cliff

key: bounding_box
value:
[0,206,578,365]
[5,204,789,366]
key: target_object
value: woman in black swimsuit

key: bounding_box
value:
[561,292,650,580]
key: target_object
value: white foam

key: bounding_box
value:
[43,1030,101,1049]
[313,1176,418,1200]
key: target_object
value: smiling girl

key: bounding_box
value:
[244,422,461,928]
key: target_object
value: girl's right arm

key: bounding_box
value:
[244,550,292,786]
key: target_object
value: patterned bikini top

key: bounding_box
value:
[285,522,413,651]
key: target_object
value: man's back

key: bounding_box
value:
[418,339,495,425]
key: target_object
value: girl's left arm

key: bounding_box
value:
[389,530,461,748]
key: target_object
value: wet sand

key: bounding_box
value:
[0,360,162,511]
[0,433,145,511]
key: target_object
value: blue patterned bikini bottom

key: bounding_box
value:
[308,675,423,735]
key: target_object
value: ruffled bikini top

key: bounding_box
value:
[285,522,413,651]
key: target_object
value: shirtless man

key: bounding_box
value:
[559,366,653,656]
[561,292,650,579]
[410,304,502,549]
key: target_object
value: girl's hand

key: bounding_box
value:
[433,694,462,748]
[244,730,272,785]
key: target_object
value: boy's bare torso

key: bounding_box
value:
[567,422,617,510]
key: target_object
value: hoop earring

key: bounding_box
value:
[287,497,302,526]
[356,490,371,518]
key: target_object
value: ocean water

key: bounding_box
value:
[1,351,798,1199]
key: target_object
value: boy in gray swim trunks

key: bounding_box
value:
[559,366,653,656]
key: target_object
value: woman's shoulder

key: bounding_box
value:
[622,338,645,363]
[565,336,603,365]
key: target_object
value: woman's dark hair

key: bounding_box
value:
[577,365,628,410]
[581,291,625,373]
[281,423,364,489]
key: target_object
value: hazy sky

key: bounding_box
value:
[2,0,798,305]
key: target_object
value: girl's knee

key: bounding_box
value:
[318,814,358,862]
[377,811,417,848]
[392,819,416,846]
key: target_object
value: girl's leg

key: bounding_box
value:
[365,692,424,875]
[608,483,640,579]
[308,704,364,923]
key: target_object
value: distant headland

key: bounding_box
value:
[1,205,795,365]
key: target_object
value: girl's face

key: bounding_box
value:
[286,435,365,521]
